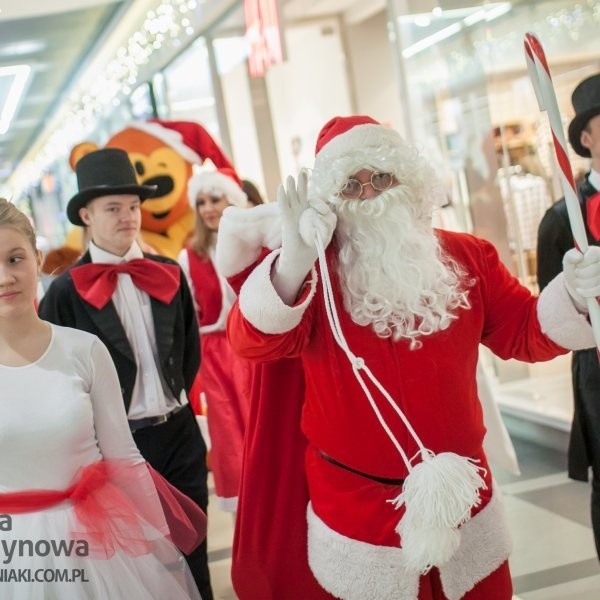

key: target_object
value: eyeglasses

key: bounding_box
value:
[338,172,395,200]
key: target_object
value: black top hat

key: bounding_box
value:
[568,73,600,158]
[66,148,158,226]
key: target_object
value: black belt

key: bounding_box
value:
[318,450,405,486]
[128,403,188,433]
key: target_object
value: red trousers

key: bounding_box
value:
[418,561,512,600]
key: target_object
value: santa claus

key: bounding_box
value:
[223,115,600,600]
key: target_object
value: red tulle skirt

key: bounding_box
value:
[0,459,206,599]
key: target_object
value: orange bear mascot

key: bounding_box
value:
[70,120,235,259]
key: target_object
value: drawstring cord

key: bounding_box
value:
[314,232,429,473]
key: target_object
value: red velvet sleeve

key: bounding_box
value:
[477,236,568,361]
[227,279,316,363]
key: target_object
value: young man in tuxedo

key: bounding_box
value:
[537,72,600,559]
[39,147,213,599]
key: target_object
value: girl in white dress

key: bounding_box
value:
[0,198,204,599]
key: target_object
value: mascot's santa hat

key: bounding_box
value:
[188,167,248,209]
[123,118,236,169]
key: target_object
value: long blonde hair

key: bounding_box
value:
[0,198,37,252]
[189,208,214,260]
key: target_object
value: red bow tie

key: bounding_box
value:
[71,259,180,309]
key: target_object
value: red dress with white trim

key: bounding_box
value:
[181,247,251,512]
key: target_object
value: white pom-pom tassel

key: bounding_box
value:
[388,450,487,573]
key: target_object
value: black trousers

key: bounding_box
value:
[133,404,213,599]
[579,387,600,560]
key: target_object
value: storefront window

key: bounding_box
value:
[162,37,221,142]
[265,17,353,180]
[390,0,599,283]
[212,31,267,196]
[130,82,156,120]
[388,0,600,431]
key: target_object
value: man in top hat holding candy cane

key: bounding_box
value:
[223,114,600,600]
[537,72,600,560]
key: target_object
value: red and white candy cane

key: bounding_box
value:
[524,31,600,353]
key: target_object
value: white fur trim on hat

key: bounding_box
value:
[537,272,596,350]
[238,249,317,334]
[311,124,411,199]
[188,170,248,208]
[128,121,203,164]
[306,484,511,600]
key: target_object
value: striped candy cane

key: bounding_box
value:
[524,31,600,354]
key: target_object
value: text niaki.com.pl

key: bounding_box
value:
[0,568,89,583]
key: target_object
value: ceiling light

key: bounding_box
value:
[463,3,511,26]
[0,65,31,135]
[0,40,46,57]
[402,3,512,58]
[402,22,462,58]
[482,3,511,21]
[414,15,431,27]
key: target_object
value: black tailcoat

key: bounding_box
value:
[537,175,599,481]
[38,251,200,413]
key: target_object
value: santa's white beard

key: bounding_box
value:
[332,186,470,349]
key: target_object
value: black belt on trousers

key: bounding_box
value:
[128,403,188,433]
[318,450,405,486]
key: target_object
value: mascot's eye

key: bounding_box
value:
[134,161,145,176]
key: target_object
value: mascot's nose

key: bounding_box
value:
[142,175,174,198]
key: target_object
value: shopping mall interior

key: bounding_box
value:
[1,0,599,598]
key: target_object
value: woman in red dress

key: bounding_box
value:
[178,168,251,512]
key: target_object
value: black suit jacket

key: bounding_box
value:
[39,251,200,414]
[537,174,598,480]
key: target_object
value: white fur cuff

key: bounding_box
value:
[307,503,418,600]
[307,484,511,600]
[238,249,317,334]
[537,273,596,350]
[215,495,238,512]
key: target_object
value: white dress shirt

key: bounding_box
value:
[89,241,184,419]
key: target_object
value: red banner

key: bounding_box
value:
[244,0,284,77]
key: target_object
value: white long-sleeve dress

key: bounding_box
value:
[0,324,201,600]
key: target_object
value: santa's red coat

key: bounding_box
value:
[227,230,571,598]
[229,231,565,481]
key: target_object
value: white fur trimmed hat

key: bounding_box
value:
[188,167,248,208]
[311,115,406,198]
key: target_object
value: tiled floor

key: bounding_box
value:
[206,437,600,599]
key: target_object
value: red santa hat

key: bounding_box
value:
[188,167,248,208]
[129,119,236,170]
[311,115,406,198]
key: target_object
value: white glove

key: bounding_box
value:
[563,246,600,312]
[215,203,282,278]
[273,169,337,305]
